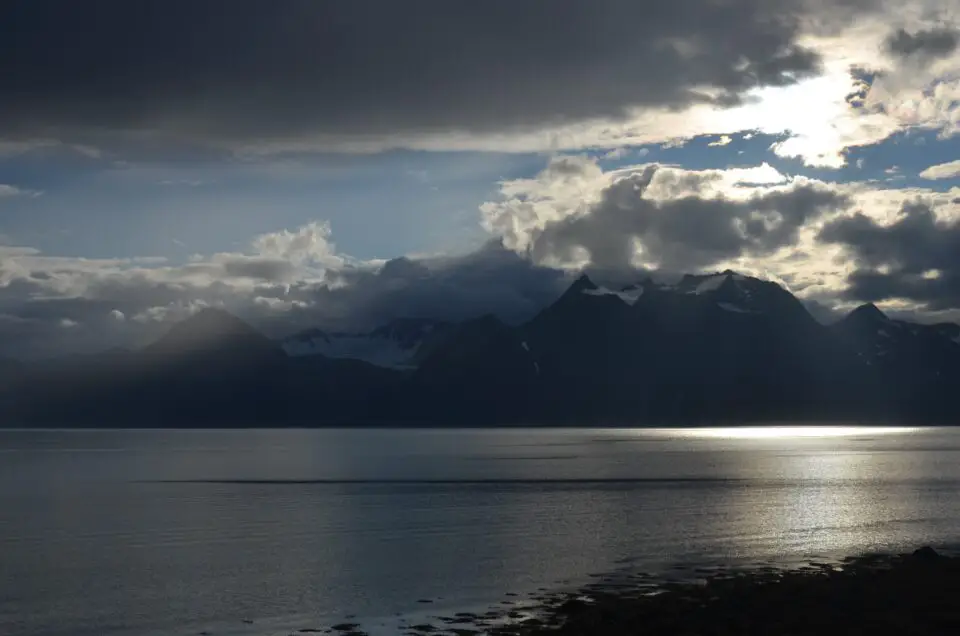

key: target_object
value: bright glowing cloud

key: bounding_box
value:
[920,159,960,180]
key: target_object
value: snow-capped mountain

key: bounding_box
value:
[280,318,449,369]
[577,269,808,317]
[485,269,847,422]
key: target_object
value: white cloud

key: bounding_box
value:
[920,159,960,179]
[601,148,630,160]
[0,184,41,198]
[483,156,846,272]
[252,221,343,269]
[131,301,212,325]
[481,154,960,302]
[708,135,733,147]
[0,220,359,323]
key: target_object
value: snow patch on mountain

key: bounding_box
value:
[518,340,539,374]
[694,274,729,294]
[582,285,645,306]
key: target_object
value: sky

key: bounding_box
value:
[2,0,960,358]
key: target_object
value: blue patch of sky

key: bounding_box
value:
[846,129,960,190]
[596,128,960,192]
[0,150,544,261]
[590,131,803,176]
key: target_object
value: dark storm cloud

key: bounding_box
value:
[885,26,959,59]
[818,201,960,309]
[0,0,873,147]
[530,168,850,271]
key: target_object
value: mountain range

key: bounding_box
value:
[3,270,959,427]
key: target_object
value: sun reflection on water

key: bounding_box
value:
[668,426,921,439]
[648,426,928,554]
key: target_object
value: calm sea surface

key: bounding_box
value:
[2,426,960,635]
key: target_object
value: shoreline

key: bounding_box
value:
[368,547,960,636]
[478,547,960,636]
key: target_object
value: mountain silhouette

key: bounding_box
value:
[3,272,960,427]
[145,307,285,362]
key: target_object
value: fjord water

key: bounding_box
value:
[2,427,960,636]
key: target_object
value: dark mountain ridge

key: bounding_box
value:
[3,271,959,427]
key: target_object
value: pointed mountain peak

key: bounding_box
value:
[176,307,257,334]
[569,273,597,292]
[188,306,238,321]
[848,303,888,323]
[146,308,279,356]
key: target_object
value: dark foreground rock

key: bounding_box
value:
[488,548,960,636]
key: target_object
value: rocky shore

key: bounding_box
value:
[381,547,960,636]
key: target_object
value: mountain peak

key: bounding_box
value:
[146,308,281,358]
[848,303,888,323]
[569,273,597,292]
[174,307,255,333]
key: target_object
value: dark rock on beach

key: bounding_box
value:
[556,599,590,616]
